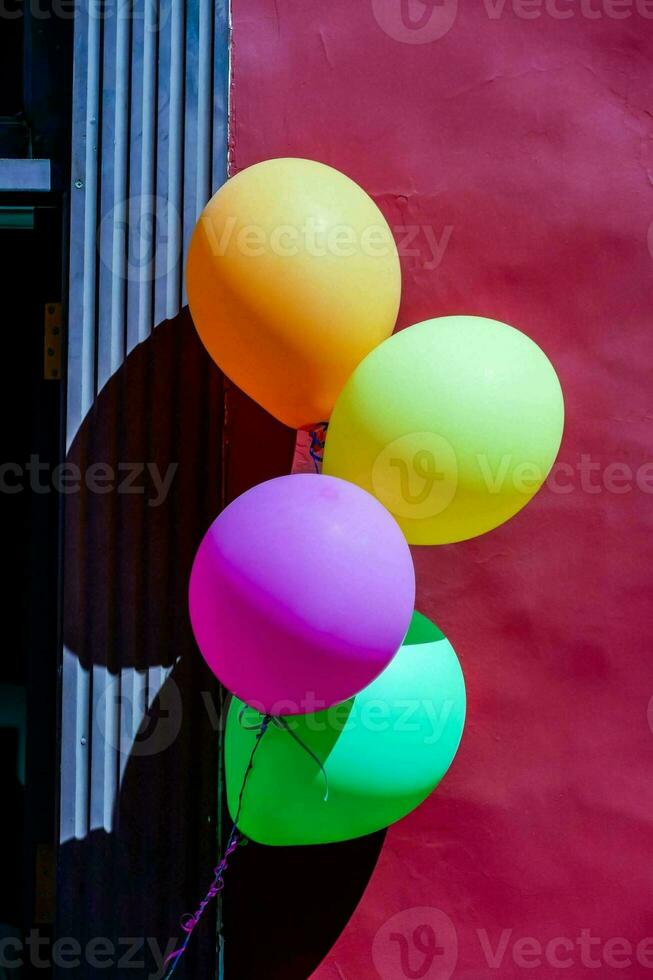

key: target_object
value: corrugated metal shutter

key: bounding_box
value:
[66,0,229,437]
[58,0,230,973]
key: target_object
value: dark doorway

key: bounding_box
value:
[0,201,65,977]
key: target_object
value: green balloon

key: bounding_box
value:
[225,612,466,846]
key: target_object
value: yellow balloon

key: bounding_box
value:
[323,316,564,545]
[186,158,401,429]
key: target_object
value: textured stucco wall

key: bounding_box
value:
[230,3,653,978]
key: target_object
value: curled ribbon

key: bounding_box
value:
[162,714,272,978]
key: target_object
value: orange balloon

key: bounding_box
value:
[186,158,401,428]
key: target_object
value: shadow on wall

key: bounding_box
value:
[58,310,385,979]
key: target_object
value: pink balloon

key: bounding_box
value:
[189,474,415,714]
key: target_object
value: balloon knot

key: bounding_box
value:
[309,423,329,472]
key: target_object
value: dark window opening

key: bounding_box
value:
[0,206,64,971]
[0,0,25,118]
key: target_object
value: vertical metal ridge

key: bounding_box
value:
[214,0,231,189]
[81,1,102,423]
[66,5,88,445]
[96,2,116,393]
[103,666,121,831]
[124,0,143,356]
[110,0,133,371]
[76,658,92,840]
[166,0,186,319]
[137,0,159,343]
[197,0,214,215]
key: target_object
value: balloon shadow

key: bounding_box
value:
[57,310,385,979]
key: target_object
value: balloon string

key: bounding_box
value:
[309,422,329,473]
[273,717,330,802]
[162,714,272,979]
[238,707,330,801]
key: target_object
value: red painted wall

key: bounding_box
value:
[231,3,653,977]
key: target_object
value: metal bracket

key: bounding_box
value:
[44,302,63,380]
